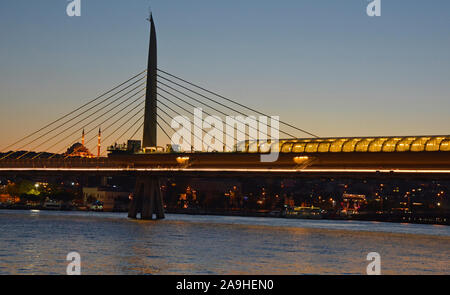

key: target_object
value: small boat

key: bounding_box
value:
[90,201,104,212]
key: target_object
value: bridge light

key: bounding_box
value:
[293,156,309,165]
[176,156,190,165]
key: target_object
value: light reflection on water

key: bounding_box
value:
[0,210,448,275]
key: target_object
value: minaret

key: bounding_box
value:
[97,128,101,158]
[142,14,157,148]
[81,129,85,146]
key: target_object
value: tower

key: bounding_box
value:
[142,14,157,148]
[81,129,85,146]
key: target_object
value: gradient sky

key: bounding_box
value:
[0,0,449,152]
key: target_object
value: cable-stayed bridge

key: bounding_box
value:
[1,15,450,219]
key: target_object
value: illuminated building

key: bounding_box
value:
[341,194,367,215]
[83,186,131,212]
[63,130,95,158]
[64,143,94,158]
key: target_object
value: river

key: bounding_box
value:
[0,210,448,274]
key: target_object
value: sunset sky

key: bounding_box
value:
[0,0,449,152]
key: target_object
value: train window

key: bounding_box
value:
[382,138,402,152]
[305,142,319,153]
[425,137,445,152]
[396,137,415,152]
[355,139,374,152]
[292,142,307,153]
[281,142,294,153]
[318,142,331,152]
[410,137,430,152]
[368,138,388,152]
[440,138,450,152]
[342,139,360,152]
[329,139,347,152]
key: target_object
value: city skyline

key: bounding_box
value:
[1,0,450,152]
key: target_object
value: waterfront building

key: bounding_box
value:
[82,186,131,211]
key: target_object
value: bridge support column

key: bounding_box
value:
[128,176,165,220]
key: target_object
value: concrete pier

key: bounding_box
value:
[128,176,165,220]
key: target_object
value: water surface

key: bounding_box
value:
[0,210,448,274]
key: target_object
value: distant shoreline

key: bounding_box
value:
[1,206,448,226]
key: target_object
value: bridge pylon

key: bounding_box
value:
[128,175,165,220]
[142,14,158,149]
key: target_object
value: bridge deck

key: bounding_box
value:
[1,152,450,173]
